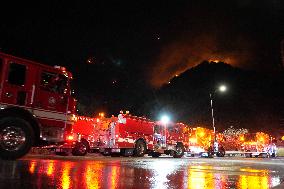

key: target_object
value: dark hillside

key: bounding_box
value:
[144,61,284,134]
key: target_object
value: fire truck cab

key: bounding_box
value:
[151,121,190,158]
[99,112,189,158]
[240,132,276,158]
[186,127,213,157]
[0,52,76,159]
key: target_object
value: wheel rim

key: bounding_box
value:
[78,143,87,154]
[176,146,183,155]
[137,143,145,155]
[0,126,26,151]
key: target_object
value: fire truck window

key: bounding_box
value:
[56,74,68,94]
[8,63,26,86]
[41,72,68,94]
[168,125,174,133]
[175,127,180,133]
[154,125,161,134]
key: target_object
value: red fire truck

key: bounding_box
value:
[57,115,115,156]
[99,112,190,158]
[0,52,76,159]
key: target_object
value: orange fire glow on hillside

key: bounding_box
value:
[149,34,255,88]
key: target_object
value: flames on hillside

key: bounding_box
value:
[149,34,258,88]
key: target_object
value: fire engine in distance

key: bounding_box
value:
[98,112,190,158]
[56,115,115,156]
[57,112,191,158]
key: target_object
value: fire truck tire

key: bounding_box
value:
[101,150,111,156]
[0,117,34,160]
[72,141,88,156]
[216,151,225,157]
[110,153,120,157]
[55,151,69,156]
[173,143,185,158]
[245,153,252,158]
[81,139,90,153]
[216,146,226,157]
[151,152,161,158]
[271,153,276,158]
[134,140,147,157]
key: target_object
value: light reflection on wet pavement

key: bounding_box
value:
[0,156,283,189]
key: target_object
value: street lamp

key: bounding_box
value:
[210,85,227,141]
[161,115,170,125]
[160,115,170,147]
[219,85,227,92]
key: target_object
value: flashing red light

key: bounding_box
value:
[54,65,66,71]
[67,135,74,141]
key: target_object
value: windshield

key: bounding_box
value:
[40,72,68,94]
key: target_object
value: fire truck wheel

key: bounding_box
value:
[55,151,69,156]
[72,141,88,156]
[0,117,34,160]
[151,152,161,158]
[81,139,90,153]
[245,153,252,158]
[173,143,185,158]
[101,150,111,156]
[216,151,225,157]
[110,153,120,157]
[134,140,146,157]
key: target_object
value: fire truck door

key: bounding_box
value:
[109,122,116,147]
[154,125,166,147]
[34,71,69,113]
[1,61,36,106]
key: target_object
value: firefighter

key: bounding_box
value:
[207,145,214,158]
[154,125,162,149]
[268,143,277,157]
[109,121,116,147]
[118,110,126,124]
[213,140,219,153]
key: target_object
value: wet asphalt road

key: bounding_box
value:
[0,154,284,189]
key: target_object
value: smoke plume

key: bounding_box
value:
[149,33,257,88]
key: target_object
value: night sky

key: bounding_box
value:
[0,1,284,132]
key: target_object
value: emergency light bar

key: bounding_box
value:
[54,65,66,71]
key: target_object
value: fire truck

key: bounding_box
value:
[56,115,115,156]
[0,52,76,159]
[240,132,276,158]
[186,127,213,156]
[99,112,190,158]
[209,132,276,158]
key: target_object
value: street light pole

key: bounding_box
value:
[210,85,227,143]
[209,93,216,138]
